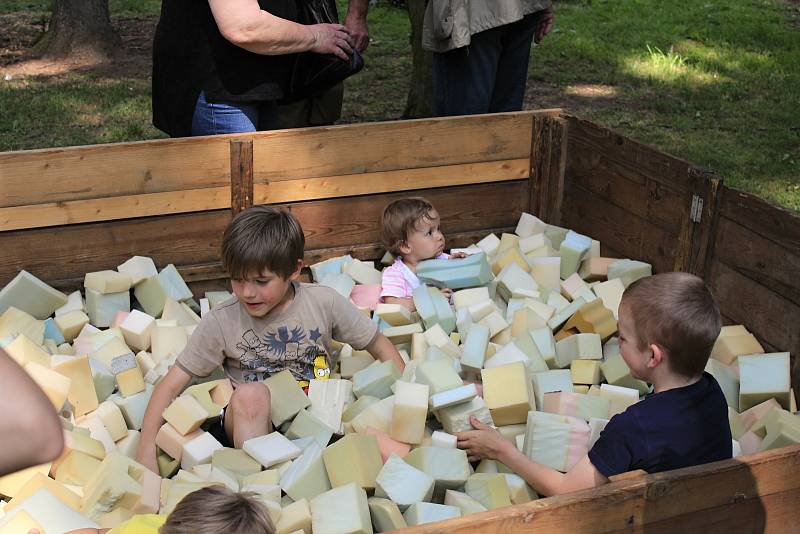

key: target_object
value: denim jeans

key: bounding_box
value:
[191,91,280,135]
[433,13,539,116]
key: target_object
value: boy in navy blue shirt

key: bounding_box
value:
[456,272,732,496]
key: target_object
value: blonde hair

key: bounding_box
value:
[160,486,275,534]
[621,272,721,378]
[381,197,437,255]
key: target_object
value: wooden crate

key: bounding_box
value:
[1,111,798,530]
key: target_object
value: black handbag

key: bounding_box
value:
[282,0,365,103]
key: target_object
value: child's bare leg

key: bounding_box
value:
[225,383,272,448]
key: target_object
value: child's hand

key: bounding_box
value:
[456,416,513,462]
[440,287,453,300]
[449,252,468,259]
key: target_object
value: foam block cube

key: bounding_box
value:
[543,391,610,421]
[444,490,487,515]
[429,383,478,411]
[522,411,590,472]
[482,361,535,425]
[436,396,494,434]
[51,355,99,417]
[343,259,383,286]
[81,451,145,520]
[531,369,574,410]
[562,299,618,341]
[600,384,640,417]
[54,310,90,343]
[515,212,546,238]
[554,333,603,369]
[374,454,434,508]
[465,473,511,509]
[264,370,312,427]
[375,303,414,327]
[0,270,68,319]
[383,323,423,345]
[607,259,652,288]
[390,381,429,445]
[368,497,407,533]
[413,286,456,334]
[23,360,70,411]
[404,446,470,492]
[430,431,457,449]
[712,333,765,365]
[363,427,412,462]
[559,231,592,279]
[570,359,602,385]
[460,323,489,373]
[281,442,332,501]
[163,395,209,435]
[286,409,335,448]
[310,483,372,534]
[600,353,649,395]
[738,353,791,411]
[134,275,169,317]
[353,361,401,400]
[243,432,302,469]
[320,272,355,298]
[85,288,130,328]
[415,359,463,395]
[322,434,383,490]
[403,502,461,526]
[415,253,493,290]
[349,396,394,435]
[310,255,354,283]
[308,378,354,435]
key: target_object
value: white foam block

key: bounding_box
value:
[244,432,303,468]
[0,270,68,319]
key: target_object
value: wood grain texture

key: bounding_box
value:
[529,115,567,225]
[230,139,254,217]
[251,111,546,182]
[672,167,722,276]
[398,444,800,534]
[560,182,678,275]
[0,137,231,207]
[720,187,800,251]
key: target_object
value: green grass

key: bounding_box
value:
[0,0,798,210]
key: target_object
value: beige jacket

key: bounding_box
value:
[423,0,552,53]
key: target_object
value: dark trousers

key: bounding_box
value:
[433,13,539,116]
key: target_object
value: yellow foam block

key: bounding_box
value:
[482,362,535,426]
[711,333,764,365]
[24,360,71,411]
[0,307,45,346]
[322,434,383,490]
[84,271,133,294]
[5,473,81,513]
[0,463,51,499]
[52,355,99,417]
[491,247,529,276]
[4,333,50,368]
[116,367,146,398]
[55,450,102,487]
[162,395,209,436]
[81,452,145,520]
[570,359,602,385]
[94,400,130,442]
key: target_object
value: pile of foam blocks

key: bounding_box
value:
[0,212,796,533]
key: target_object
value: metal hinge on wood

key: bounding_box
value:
[690,194,703,223]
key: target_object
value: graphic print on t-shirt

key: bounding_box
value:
[235,325,330,384]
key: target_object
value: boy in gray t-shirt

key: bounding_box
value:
[137,206,405,474]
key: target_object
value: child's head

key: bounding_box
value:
[222,205,305,280]
[222,206,305,317]
[381,197,444,261]
[160,485,274,534]
[618,272,721,380]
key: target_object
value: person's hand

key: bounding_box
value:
[343,12,369,52]
[440,287,453,301]
[449,252,468,259]
[456,416,512,462]
[309,23,354,60]
[136,443,159,475]
[534,6,554,44]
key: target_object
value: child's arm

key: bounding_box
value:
[0,349,64,476]
[364,332,406,372]
[383,296,415,312]
[136,365,193,474]
[457,417,608,497]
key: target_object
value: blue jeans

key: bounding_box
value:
[433,13,539,116]
[191,91,280,135]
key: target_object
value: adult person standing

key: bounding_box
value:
[152,0,359,137]
[422,1,554,116]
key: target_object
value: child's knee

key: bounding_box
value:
[231,382,271,416]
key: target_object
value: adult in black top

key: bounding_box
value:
[152,0,356,137]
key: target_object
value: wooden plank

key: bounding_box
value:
[0,137,231,207]
[529,116,567,225]
[230,139,254,217]
[714,215,800,308]
[399,444,800,534]
[565,115,694,191]
[0,187,230,231]
[672,167,722,276]
[720,187,800,252]
[252,111,542,183]
[560,183,678,275]
[253,159,529,204]
[708,260,800,389]
[0,210,232,288]
[548,117,568,226]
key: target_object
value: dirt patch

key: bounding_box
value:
[0,12,156,79]
[523,79,624,116]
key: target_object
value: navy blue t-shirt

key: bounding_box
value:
[589,372,732,477]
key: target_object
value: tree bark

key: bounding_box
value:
[35,0,122,60]
[403,0,434,119]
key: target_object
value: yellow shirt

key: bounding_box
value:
[108,513,167,534]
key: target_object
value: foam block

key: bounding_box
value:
[310,483,372,534]
[243,432,302,469]
[310,255,354,283]
[23,360,70,411]
[600,353,649,395]
[0,270,68,319]
[429,383,478,411]
[599,384,640,417]
[54,310,90,343]
[134,275,169,317]
[415,252,493,290]
[320,272,355,298]
[562,299,618,341]
[436,396,494,434]
[570,359,602,385]
[264,370,312,427]
[374,454,434,508]
[368,497,407,533]
[522,411,590,472]
[52,355,99,417]
[482,361,536,425]
[276,498,312,534]
[739,353,791,411]
[353,361,401,399]
[413,286,456,334]
[81,451,145,520]
[343,259,383,286]
[322,434,383,490]
[363,427,412,462]
[308,378,354,435]
[156,424,203,461]
[444,490,487,515]
[116,256,158,285]
[607,259,652,288]
[559,231,592,279]
[531,369,574,410]
[554,333,603,368]
[85,288,130,328]
[404,446,470,493]
[705,358,740,411]
[543,391,610,421]
[390,380,429,444]
[465,473,511,509]
[286,409,335,448]
[403,502,461,526]
[163,394,209,435]
[460,323,489,373]
[712,333,765,365]
[430,430,457,449]
[281,442,332,501]
[415,359,463,395]
[383,323,424,345]
[375,303,414,327]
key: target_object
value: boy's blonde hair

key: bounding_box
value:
[381,197,437,255]
[160,485,274,534]
[621,272,721,378]
[221,205,305,280]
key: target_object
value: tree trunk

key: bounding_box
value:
[35,0,122,60]
[403,0,434,119]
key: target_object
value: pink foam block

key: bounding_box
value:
[350,284,383,311]
[738,431,763,456]
[132,467,161,514]
[155,423,203,461]
[740,398,781,431]
[364,426,411,463]
[565,416,591,471]
[112,311,131,328]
